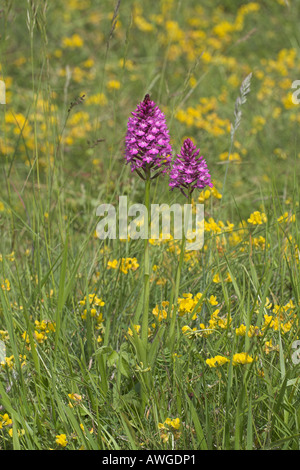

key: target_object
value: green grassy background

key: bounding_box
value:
[0,0,300,450]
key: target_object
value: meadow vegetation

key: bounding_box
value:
[0,0,300,450]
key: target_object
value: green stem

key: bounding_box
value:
[221,130,235,199]
[141,169,151,360]
[169,193,192,347]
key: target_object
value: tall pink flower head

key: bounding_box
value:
[125,94,172,178]
[169,138,213,197]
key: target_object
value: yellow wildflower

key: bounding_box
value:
[208,295,218,306]
[236,324,262,337]
[127,325,141,337]
[68,393,82,403]
[206,355,230,368]
[1,413,12,427]
[107,259,118,270]
[158,417,181,442]
[247,211,267,225]
[152,301,171,322]
[62,34,83,48]
[33,330,47,344]
[264,339,279,354]
[1,279,11,291]
[106,80,121,90]
[1,355,14,369]
[232,353,255,365]
[55,434,68,447]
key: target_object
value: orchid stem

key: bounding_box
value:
[141,168,151,360]
[168,193,192,348]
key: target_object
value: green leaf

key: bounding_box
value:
[0,340,6,364]
[107,350,119,367]
[187,397,208,450]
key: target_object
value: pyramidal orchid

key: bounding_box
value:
[169,138,212,197]
[167,137,213,349]
[124,94,172,385]
[125,94,172,179]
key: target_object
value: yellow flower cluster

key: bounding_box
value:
[152,301,171,322]
[235,299,297,342]
[198,207,282,256]
[179,295,232,339]
[183,295,298,374]
[85,93,108,106]
[127,324,155,340]
[0,330,9,341]
[212,3,260,39]
[212,272,232,283]
[106,79,121,90]
[232,352,256,365]
[133,5,155,32]
[158,418,181,443]
[204,217,234,234]
[68,392,83,408]
[22,320,56,347]
[62,34,84,49]
[1,354,26,370]
[0,413,12,430]
[182,308,231,339]
[33,320,55,344]
[182,324,212,339]
[175,97,231,137]
[204,309,231,331]
[264,339,279,355]
[251,116,266,134]
[79,294,105,329]
[247,211,267,225]
[1,279,11,291]
[1,355,14,370]
[277,212,296,224]
[177,293,203,319]
[66,0,91,10]
[263,313,294,335]
[64,111,92,146]
[55,433,68,447]
[154,2,260,64]
[236,324,262,338]
[152,294,219,332]
[2,101,59,166]
[206,352,255,368]
[206,355,230,368]
[251,236,268,250]
[150,264,168,286]
[146,199,278,262]
[197,185,222,203]
[219,151,241,163]
[107,257,139,274]
[0,251,15,262]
